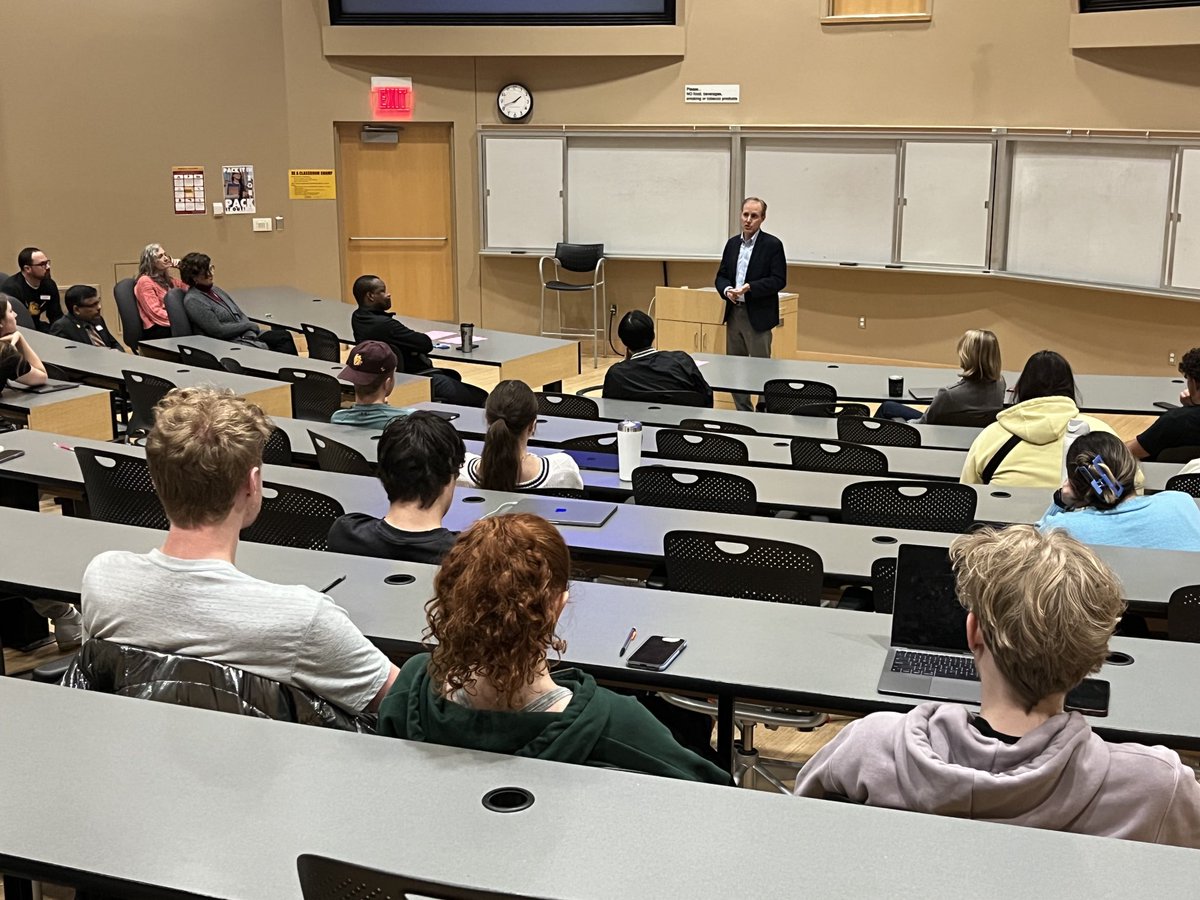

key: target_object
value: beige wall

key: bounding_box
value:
[5,0,1200,374]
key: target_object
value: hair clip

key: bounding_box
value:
[1077,453,1124,500]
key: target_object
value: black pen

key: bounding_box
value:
[619,627,637,657]
[319,575,346,593]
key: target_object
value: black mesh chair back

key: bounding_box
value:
[633,465,757,515]
[1169,584,1200,643]
[123,369,176,436]
[280,368,343,422]
[240,482,343,551]
[1165,473,1200,498]
[1157,445,1200,464]
[790,437,888,475]
[615,388,713,408]
[113,277,143,350]
[220,356,246,374]
[837,415,922,448]
[263,426,293,466]
[164,287,192,336]
[309,430,373,476]
[536,391,600,420]
[553,241,603,274]
[871,556,898,614]
[179,344,223,371]
[841,480,978,533]
[762,379,836,414]
[75,446,169,530]
[677,417,758,435]
[790,401,871,419]
[7,297,36,329]
[297,854,542,900]
[664,530,823,605]
[561,433,618,453]
[655,428,750,464]
[301,322,342,362]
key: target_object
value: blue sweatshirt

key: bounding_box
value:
[1037,490,1200,551]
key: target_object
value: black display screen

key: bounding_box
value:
[890,545,970,654]
[330,0,675,25]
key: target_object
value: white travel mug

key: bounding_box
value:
[617,420,643,482]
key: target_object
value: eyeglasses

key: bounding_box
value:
[30,259,50,268]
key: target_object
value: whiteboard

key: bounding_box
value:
[566,138,730,257]
[900,141,993,268]
[744,141,898,264]
[1171,148,1200,291]
[483,136,564,250]
[1007,142,1173,288]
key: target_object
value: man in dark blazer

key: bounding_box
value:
[49,284,125,351]
[714,197,787,411]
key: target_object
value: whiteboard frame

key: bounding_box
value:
[479,133,567,254]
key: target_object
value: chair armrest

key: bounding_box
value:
[538,256,561,285]
[576,384,604,397]
[595,257,606,286]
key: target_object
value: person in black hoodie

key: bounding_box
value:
[378,513,730,785]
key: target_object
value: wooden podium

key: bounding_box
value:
[653,286,798,359]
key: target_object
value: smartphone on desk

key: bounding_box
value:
[0,448,26,465]
[626,636,687,672]
[1154,401,1181,411]
[1064,678,1110,717]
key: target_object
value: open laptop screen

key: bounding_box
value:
[890,544,970,654]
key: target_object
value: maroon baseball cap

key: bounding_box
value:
[339,340,397,385]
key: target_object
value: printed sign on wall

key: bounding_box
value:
[288,169,337,200]
[222,165,256,215]
[172,166,205,215]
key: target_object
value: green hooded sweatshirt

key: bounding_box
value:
[379,654,730,785]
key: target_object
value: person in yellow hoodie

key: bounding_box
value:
[961,351,1122,488]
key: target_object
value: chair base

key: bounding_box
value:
[540,280,607,369]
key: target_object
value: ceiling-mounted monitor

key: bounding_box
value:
[329,0,675,26]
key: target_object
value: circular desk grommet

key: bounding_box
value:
[989,491,1012,499]
[537,418,548,424]
[648,406,662,410]
[1106,651,1134,666]
[773,441,788,447]
[371,434,381,441]
[482,787,534,814]
[383,573,416,587]
[1172,378,1184,384]
[826,364,840,368]
[177,369,191,373]
[871,535,898,544]
[462,495,486,503]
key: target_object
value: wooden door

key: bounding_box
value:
[337,123,455,320]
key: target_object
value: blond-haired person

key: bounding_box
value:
[794,526,1200,848]
[81,387,398,714]
[876,329,1005,427]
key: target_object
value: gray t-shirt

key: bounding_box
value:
[81,549,390,713]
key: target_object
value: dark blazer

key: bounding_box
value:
[48,313,125,351]
[714,230,788,334]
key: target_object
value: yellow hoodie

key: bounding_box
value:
[960,396,1119,488]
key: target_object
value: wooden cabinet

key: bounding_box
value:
[654,286,797,359]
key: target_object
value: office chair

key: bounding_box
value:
[761,378,836,414]
[677,417,758,435]
[301,322,342,362]
[240,482,343,551]
[309,430,374,476]
[632,466,757,515]
[655,428,750,464]
[536,391,600,420]
[7,297,36,329]
[280,369,343,422]
[790,437,888,476]
[937,407,1000,428]
[791,401,871,419]
[1165,473,1200,498]
[661,529,826,791]
[297,854,545,900]
[560,432,618,454]
[538,242,606,368]
[75,446,169,530]
[841,481,977,533]
[220,356,247,374]
[837,415,922,448]
[612,388,713,408]
[263,426,294,466]
[112,277,143,351]
[122,369,176,439]
[164,287,192,336]
[179,344,224,371]
[870,556,898,614]
[1168,585,1200,643]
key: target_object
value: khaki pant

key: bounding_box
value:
[725,303,773,412]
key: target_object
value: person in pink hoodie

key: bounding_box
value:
[794,525,1200,849]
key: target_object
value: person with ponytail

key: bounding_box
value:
[459,379,583,491]
[1037,432,1200,551]
[133,243,184,341]
[378,514,729,784]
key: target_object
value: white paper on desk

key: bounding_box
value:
[695,360,709,367]
[425,330,457,340]
[443,335,489,346]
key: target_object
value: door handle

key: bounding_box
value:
[348,236,448,242]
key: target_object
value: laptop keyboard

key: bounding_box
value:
[891,650,978,681]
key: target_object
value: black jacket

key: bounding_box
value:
[0,273,62,328]
[49,313,125,351]
[351,306,435,375]
[714,230,787,333]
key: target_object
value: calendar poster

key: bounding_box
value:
[172,166,206,215]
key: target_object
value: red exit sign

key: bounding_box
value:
[371,78,414,120]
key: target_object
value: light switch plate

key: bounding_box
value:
[252,217,273,232]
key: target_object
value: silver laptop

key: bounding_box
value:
[877,544,981,704]
[907,386,940,403]
[485,497,617,528]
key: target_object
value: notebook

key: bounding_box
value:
[484,497,617,527]
[877,544,982,704]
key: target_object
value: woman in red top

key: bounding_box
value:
[133,243,183,341]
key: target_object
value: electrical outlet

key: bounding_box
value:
[609,304,617,317]
[1170,351,1177,365]
[858,316,866,329]
[252,217,273,232]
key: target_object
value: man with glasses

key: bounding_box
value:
[1,247,62,331]
[49,284,125,351]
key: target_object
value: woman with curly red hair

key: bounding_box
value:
[378,513,729,784]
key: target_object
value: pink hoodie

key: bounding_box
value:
[794,703,1200,849]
